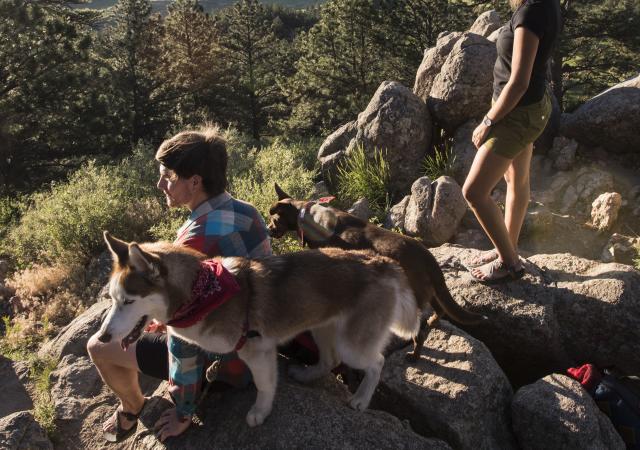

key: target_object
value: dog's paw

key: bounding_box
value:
[246,406,269,427]
[349,395,370,411]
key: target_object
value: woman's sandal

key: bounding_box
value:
[470,258,525,284]
[464,249,499,269]
[103,399,147,443]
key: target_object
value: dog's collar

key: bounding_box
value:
[167,260,240,328]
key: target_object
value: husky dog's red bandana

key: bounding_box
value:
[167,259,240,328]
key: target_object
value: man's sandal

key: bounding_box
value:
[103,400,147,443]
[470,258,525,284]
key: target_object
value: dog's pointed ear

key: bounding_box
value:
[104,231,129,265]
[128,243,159,276]
[274,183,291,201]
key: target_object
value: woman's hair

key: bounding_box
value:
[509,0,525,10]
[155,125,227,197]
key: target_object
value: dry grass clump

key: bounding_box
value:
[7,264,73,299]
[1,259,107,357]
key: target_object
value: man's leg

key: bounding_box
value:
[87,332,145,432]
[462,145,517,267]
[503,143,533,249]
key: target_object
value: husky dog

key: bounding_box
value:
[268,184,487,359]
[98,232,419,427]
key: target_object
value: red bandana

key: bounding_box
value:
[167,259,240,328]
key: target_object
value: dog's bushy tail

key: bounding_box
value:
[388,275,421,339]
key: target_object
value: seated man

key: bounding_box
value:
[87,126,271,442]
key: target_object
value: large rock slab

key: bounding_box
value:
[469,10,501,37]
[0,411,53,450]
[512,374,624,449]
[535,164,615,217]
[71,371,450,449]
[317,120,357,188]
[50,354,162,449]
[352,81,432,195]
[428,32,496,132]
[38,297,110,360]
[518,205,609,261]
[413,32,463,102]
[374,322,516,450]
[561,74,640,152]
[319,81,432,196]
[49,355,107,425]
[0,356,33,419]
[404,176,468,246]
[430,245,640,386]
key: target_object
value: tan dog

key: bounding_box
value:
[98,232,420,427]
[268,184,487,359]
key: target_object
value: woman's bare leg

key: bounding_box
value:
[503,143,533,250]
[462,145,519,268]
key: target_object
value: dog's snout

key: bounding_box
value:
[97,332,112,343]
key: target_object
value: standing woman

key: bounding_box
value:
[462,0,562,282]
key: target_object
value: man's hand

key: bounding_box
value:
[472,122,491,149]
[154,407,191,442]
[144,319,167,334]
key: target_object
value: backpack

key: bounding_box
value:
[595,373,640,449]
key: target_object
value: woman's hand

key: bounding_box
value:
[154,407,191,442]
[144,319,167,334]
[472,122,491,149]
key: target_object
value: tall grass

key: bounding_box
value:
[422,138,456,180]
[336,145,390,216]
[30,356,58,440]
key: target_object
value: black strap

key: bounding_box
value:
[234,270,261,351]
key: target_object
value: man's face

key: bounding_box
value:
[156,165,193,208]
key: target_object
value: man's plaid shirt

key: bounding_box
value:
[167,192,271,418]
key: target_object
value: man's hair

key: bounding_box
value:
[509,0,525,10]
[155,125,227,196]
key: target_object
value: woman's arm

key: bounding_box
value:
[473,27,540,149]
[488,26,540,122]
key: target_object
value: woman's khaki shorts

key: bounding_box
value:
[484,91,552,159]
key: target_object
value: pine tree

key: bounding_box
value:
[161,0,220,126]
[284,0,389,134]
[555,0,640,110]
[0,0,97,192]
[99,0,170,147]
[213,0,289,139]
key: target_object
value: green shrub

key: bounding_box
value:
[422,138,457,180]
[336,145,390,216]
[229,137,317,217]
[2,144,167,267]
[149,207,189,243]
